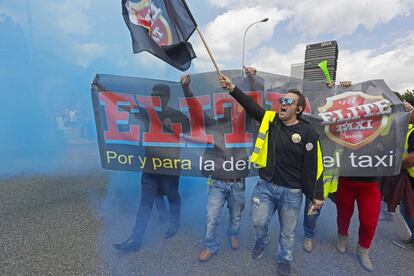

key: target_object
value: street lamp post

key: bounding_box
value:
[241,18,268,90]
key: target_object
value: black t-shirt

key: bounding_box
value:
[143,107,189,159]
[271,120,307,189]
[132,107,189,173]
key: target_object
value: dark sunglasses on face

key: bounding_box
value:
[279,97,296,106]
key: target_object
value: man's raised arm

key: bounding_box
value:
[219,74,265,122]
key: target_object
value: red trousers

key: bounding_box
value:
[336,177,381,249]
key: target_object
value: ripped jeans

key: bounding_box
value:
[205,179,246,253]
[251,178,303,263]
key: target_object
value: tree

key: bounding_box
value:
[401,90,414,101]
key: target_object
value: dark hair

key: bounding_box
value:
[287,89,306,116]
[152,83,170,97]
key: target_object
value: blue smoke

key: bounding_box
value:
[0,16,98,175]
[96,171,262,274]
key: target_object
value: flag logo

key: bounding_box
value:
[126,0,172,46]
[122,0,197,71]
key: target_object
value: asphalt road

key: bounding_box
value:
[1,170,413,276]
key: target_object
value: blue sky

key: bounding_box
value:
[1,0,413,91]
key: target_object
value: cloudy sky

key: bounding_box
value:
[1,0,414,91]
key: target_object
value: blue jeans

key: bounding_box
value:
[400,187,414,241]
[252,178,303,264]
[205,179,245,253]
[303,197,322,240]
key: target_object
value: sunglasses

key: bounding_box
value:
[279,97,296,106]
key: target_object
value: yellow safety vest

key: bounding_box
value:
[251,111,324,191]
[250,111,276,168]
[321,148,343,198]
[316,140,324,183]
[404,124,414,177]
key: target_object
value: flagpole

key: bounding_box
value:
[180,0,221,75]
[196,27,222,76]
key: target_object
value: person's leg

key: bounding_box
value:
[335,178,357,253]
[379,200,395,222]
[162,175,181,238]
[303,196,322,253]
[400,191,414,242]
[276,187,303,264]
[251,178,276,259]
[204,180,227,254]
[154,186,168,222]
[131,173,159,242]
[354,181,381,271]
[113,173,158,251]
[336,178,356,237]
[355,182,381,249]
[227,180,246,249]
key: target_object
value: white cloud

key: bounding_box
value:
[72,42,105,67]
[337,32,414,91]
[208,0,235,8]
[281,0,414,36]
[250,43,307,75]
[208,0,277,9]
[237,32,414,92]
[197,0,414,92]
[192,6,290,72]
[46,0,92,35]
[207,0,414,37]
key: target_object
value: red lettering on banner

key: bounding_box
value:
[304,98,311,113]
[99,91,313,147]
[99,92,140,144]
[247,91,263,107]
[266,92,283,110]
[138,96,185,146]
[214,92,256,147]
[179,95,214,146]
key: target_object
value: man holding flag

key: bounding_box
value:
[219,74,324,276]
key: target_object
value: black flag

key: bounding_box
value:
[122,0,197,71]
